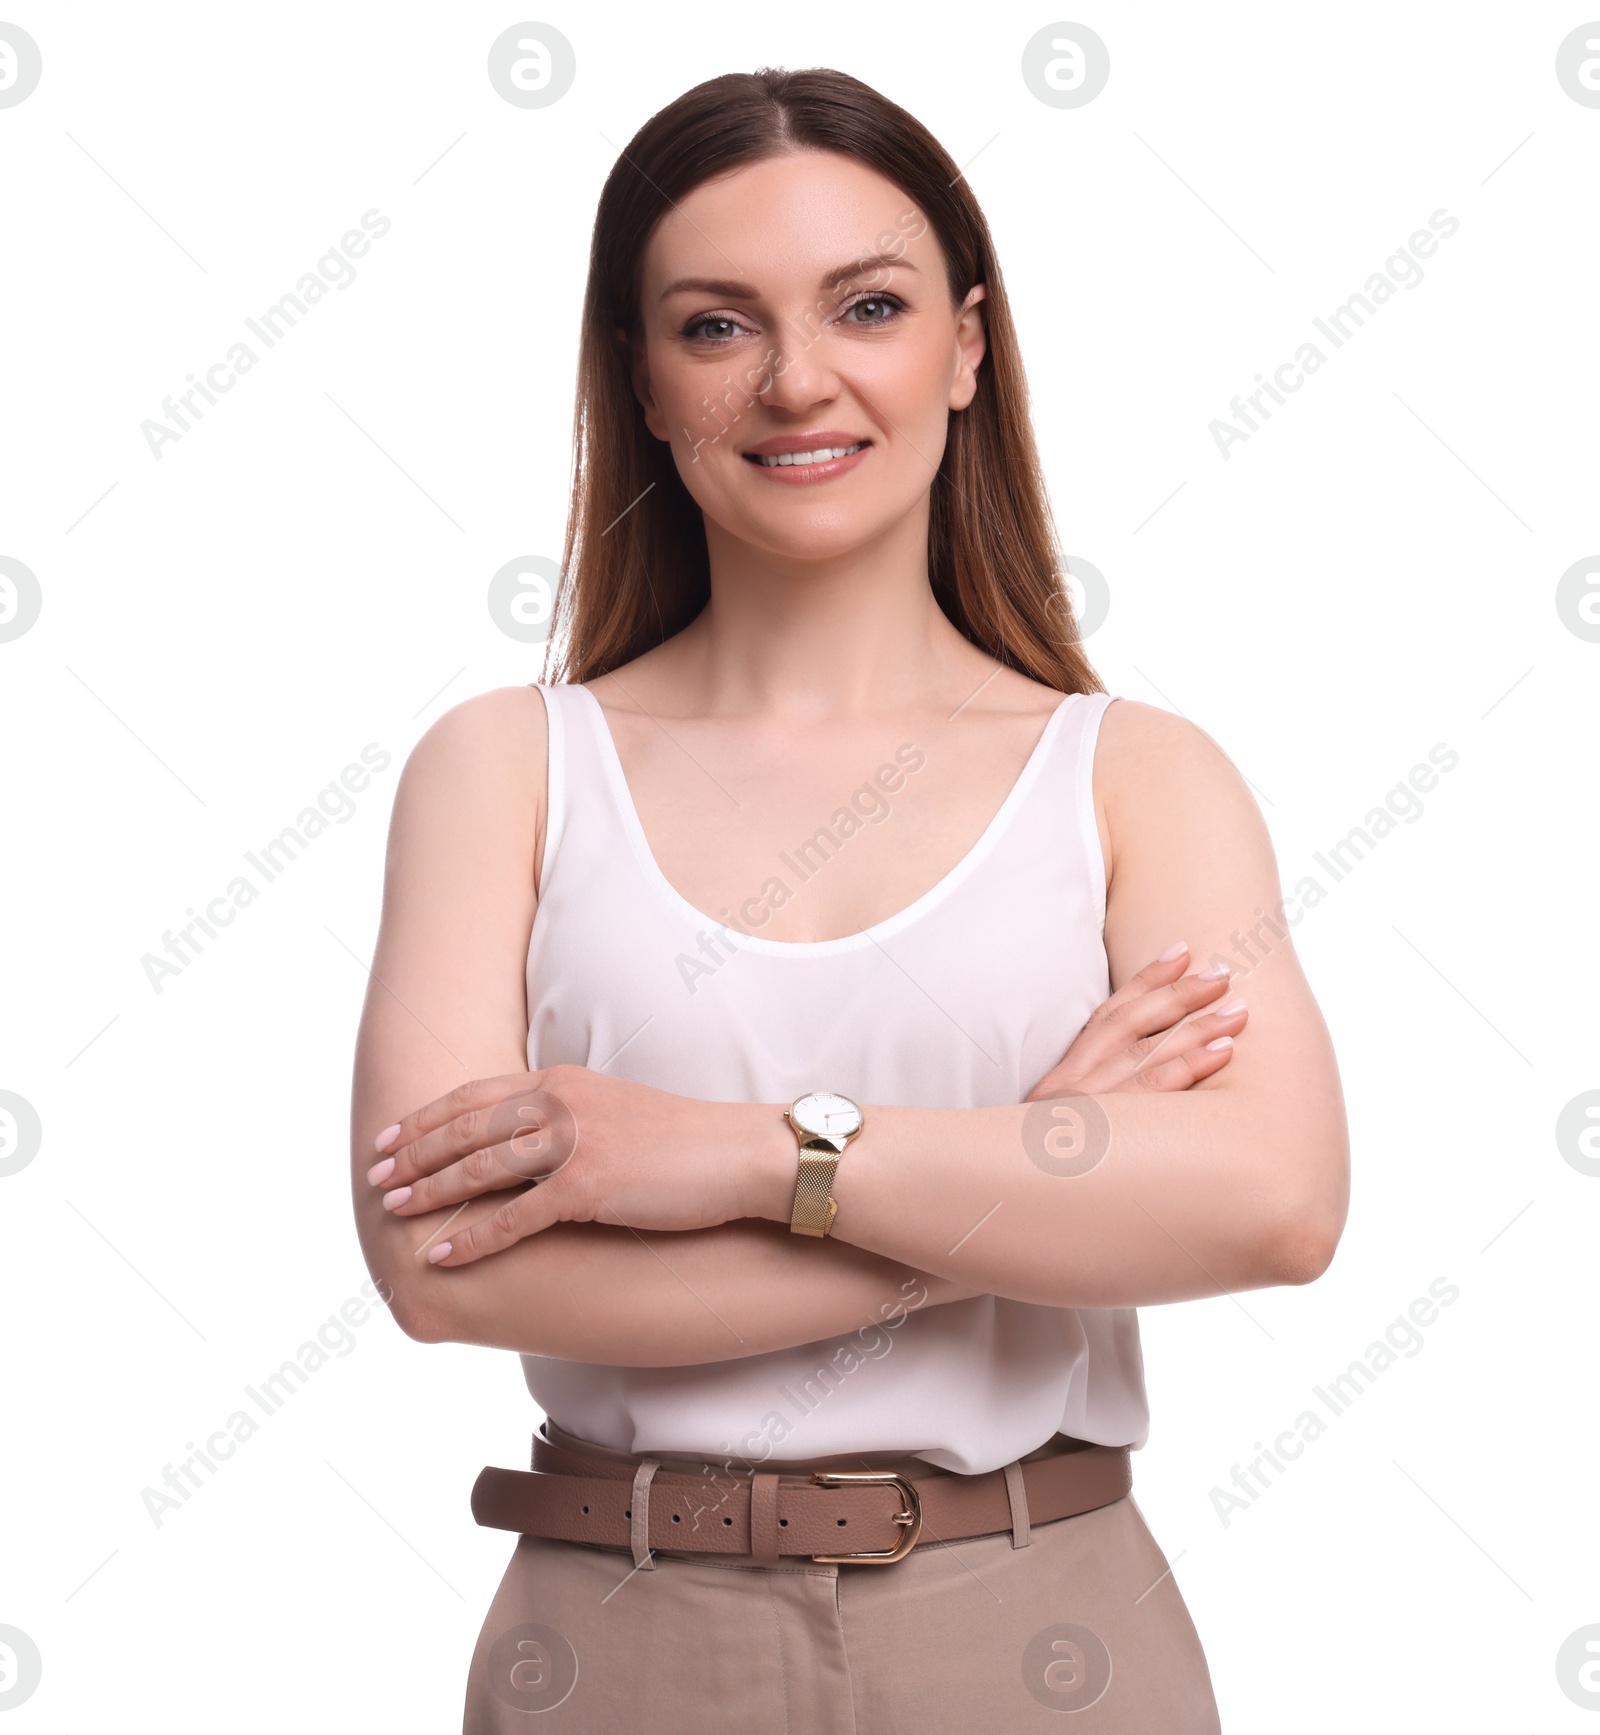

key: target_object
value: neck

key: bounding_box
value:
[662,503,993,719]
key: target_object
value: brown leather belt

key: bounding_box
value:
[472,1431,1132,1565]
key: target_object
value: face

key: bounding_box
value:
[628,151,987,564]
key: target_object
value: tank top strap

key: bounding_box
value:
[530,680,637,899]
[530,681,563,900]
[1032,689,1115,780]
[1023,689,1118,933]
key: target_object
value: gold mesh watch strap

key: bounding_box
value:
[790,1143,842,1237]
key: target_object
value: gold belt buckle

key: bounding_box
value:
[809,1469,924,1563]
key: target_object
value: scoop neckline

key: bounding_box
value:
[572,682,1080,959]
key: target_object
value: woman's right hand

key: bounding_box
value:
[1024,943,1248,1102]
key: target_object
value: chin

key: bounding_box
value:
[698,473,917,558]
[734,508,896,564]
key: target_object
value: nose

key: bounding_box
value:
[754,311,842,416]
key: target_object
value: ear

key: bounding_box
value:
[949,284,988,412]
[619,325,670,442]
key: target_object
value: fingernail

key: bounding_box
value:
[1197,963,1231,981]
[427,1241,452,1263]
[1217,998,1247,1017]
[1205,1036,1234,1051]
[1158,941,1188,962]
[381,1186,412,1211]
[374,1124,401,1153]
[366,1157,396,1186]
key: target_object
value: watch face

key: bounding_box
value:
[792,1092,862,1140]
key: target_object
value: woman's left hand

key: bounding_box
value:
[365,1065,772,1264]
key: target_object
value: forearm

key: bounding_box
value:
[369,1191,982,1362]
[745,1081,1348,1310]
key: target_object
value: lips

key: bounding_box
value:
[740,439,872,485]
[749,441,866,468]
[741,431,872,470]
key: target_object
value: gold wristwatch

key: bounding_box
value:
[785,1092,864,1236]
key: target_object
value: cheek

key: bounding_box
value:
[861,328,957,423]
[849,342,957,476]
[650,367,755,504]
[653,352,761,450]
[645,349,701,434]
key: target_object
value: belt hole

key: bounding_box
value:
[837,1518,847,1526]
[722,1516,733,1526]
[779,1518,787,1527]
[580,1504,589,1514]
[624,1509,630,1519]
[671,1513,680,1522]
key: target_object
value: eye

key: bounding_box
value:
[681,313,750,344]
[840,293,906,326]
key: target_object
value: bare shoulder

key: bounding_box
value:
[400,685,546,793]
[407,681,545,763]
[391,685,549,881]
[1092,698,1274,880]
[1094,697,1241,783]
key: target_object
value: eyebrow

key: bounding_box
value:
[658,252,921,302]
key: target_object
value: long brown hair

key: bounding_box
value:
[543,66,1102,696]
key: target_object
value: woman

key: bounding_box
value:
[350,67,1347,1733]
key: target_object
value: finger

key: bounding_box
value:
[426,1184,562,1266]
[371,1072,545,1168]
[1065,997,1247,1095]
[1131,1034,1236,1093]
[1097,943,1193,1016]
[388,1103,578,1211]
[382,1137,532,1216]
[1100,966,1236,1048]
[1128,997,1247,1080]
[377,1083,573,1188]
[1040,945,1193,1087]
[1068,946,1227,1061]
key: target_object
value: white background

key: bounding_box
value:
[2,2,1597,1728]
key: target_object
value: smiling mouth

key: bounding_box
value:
[746,441,868,468]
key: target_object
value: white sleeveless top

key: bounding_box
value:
[519,680,1149,1476]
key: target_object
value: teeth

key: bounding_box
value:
[756,442,864,467]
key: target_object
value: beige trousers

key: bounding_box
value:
[462,1424,1221,1733]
